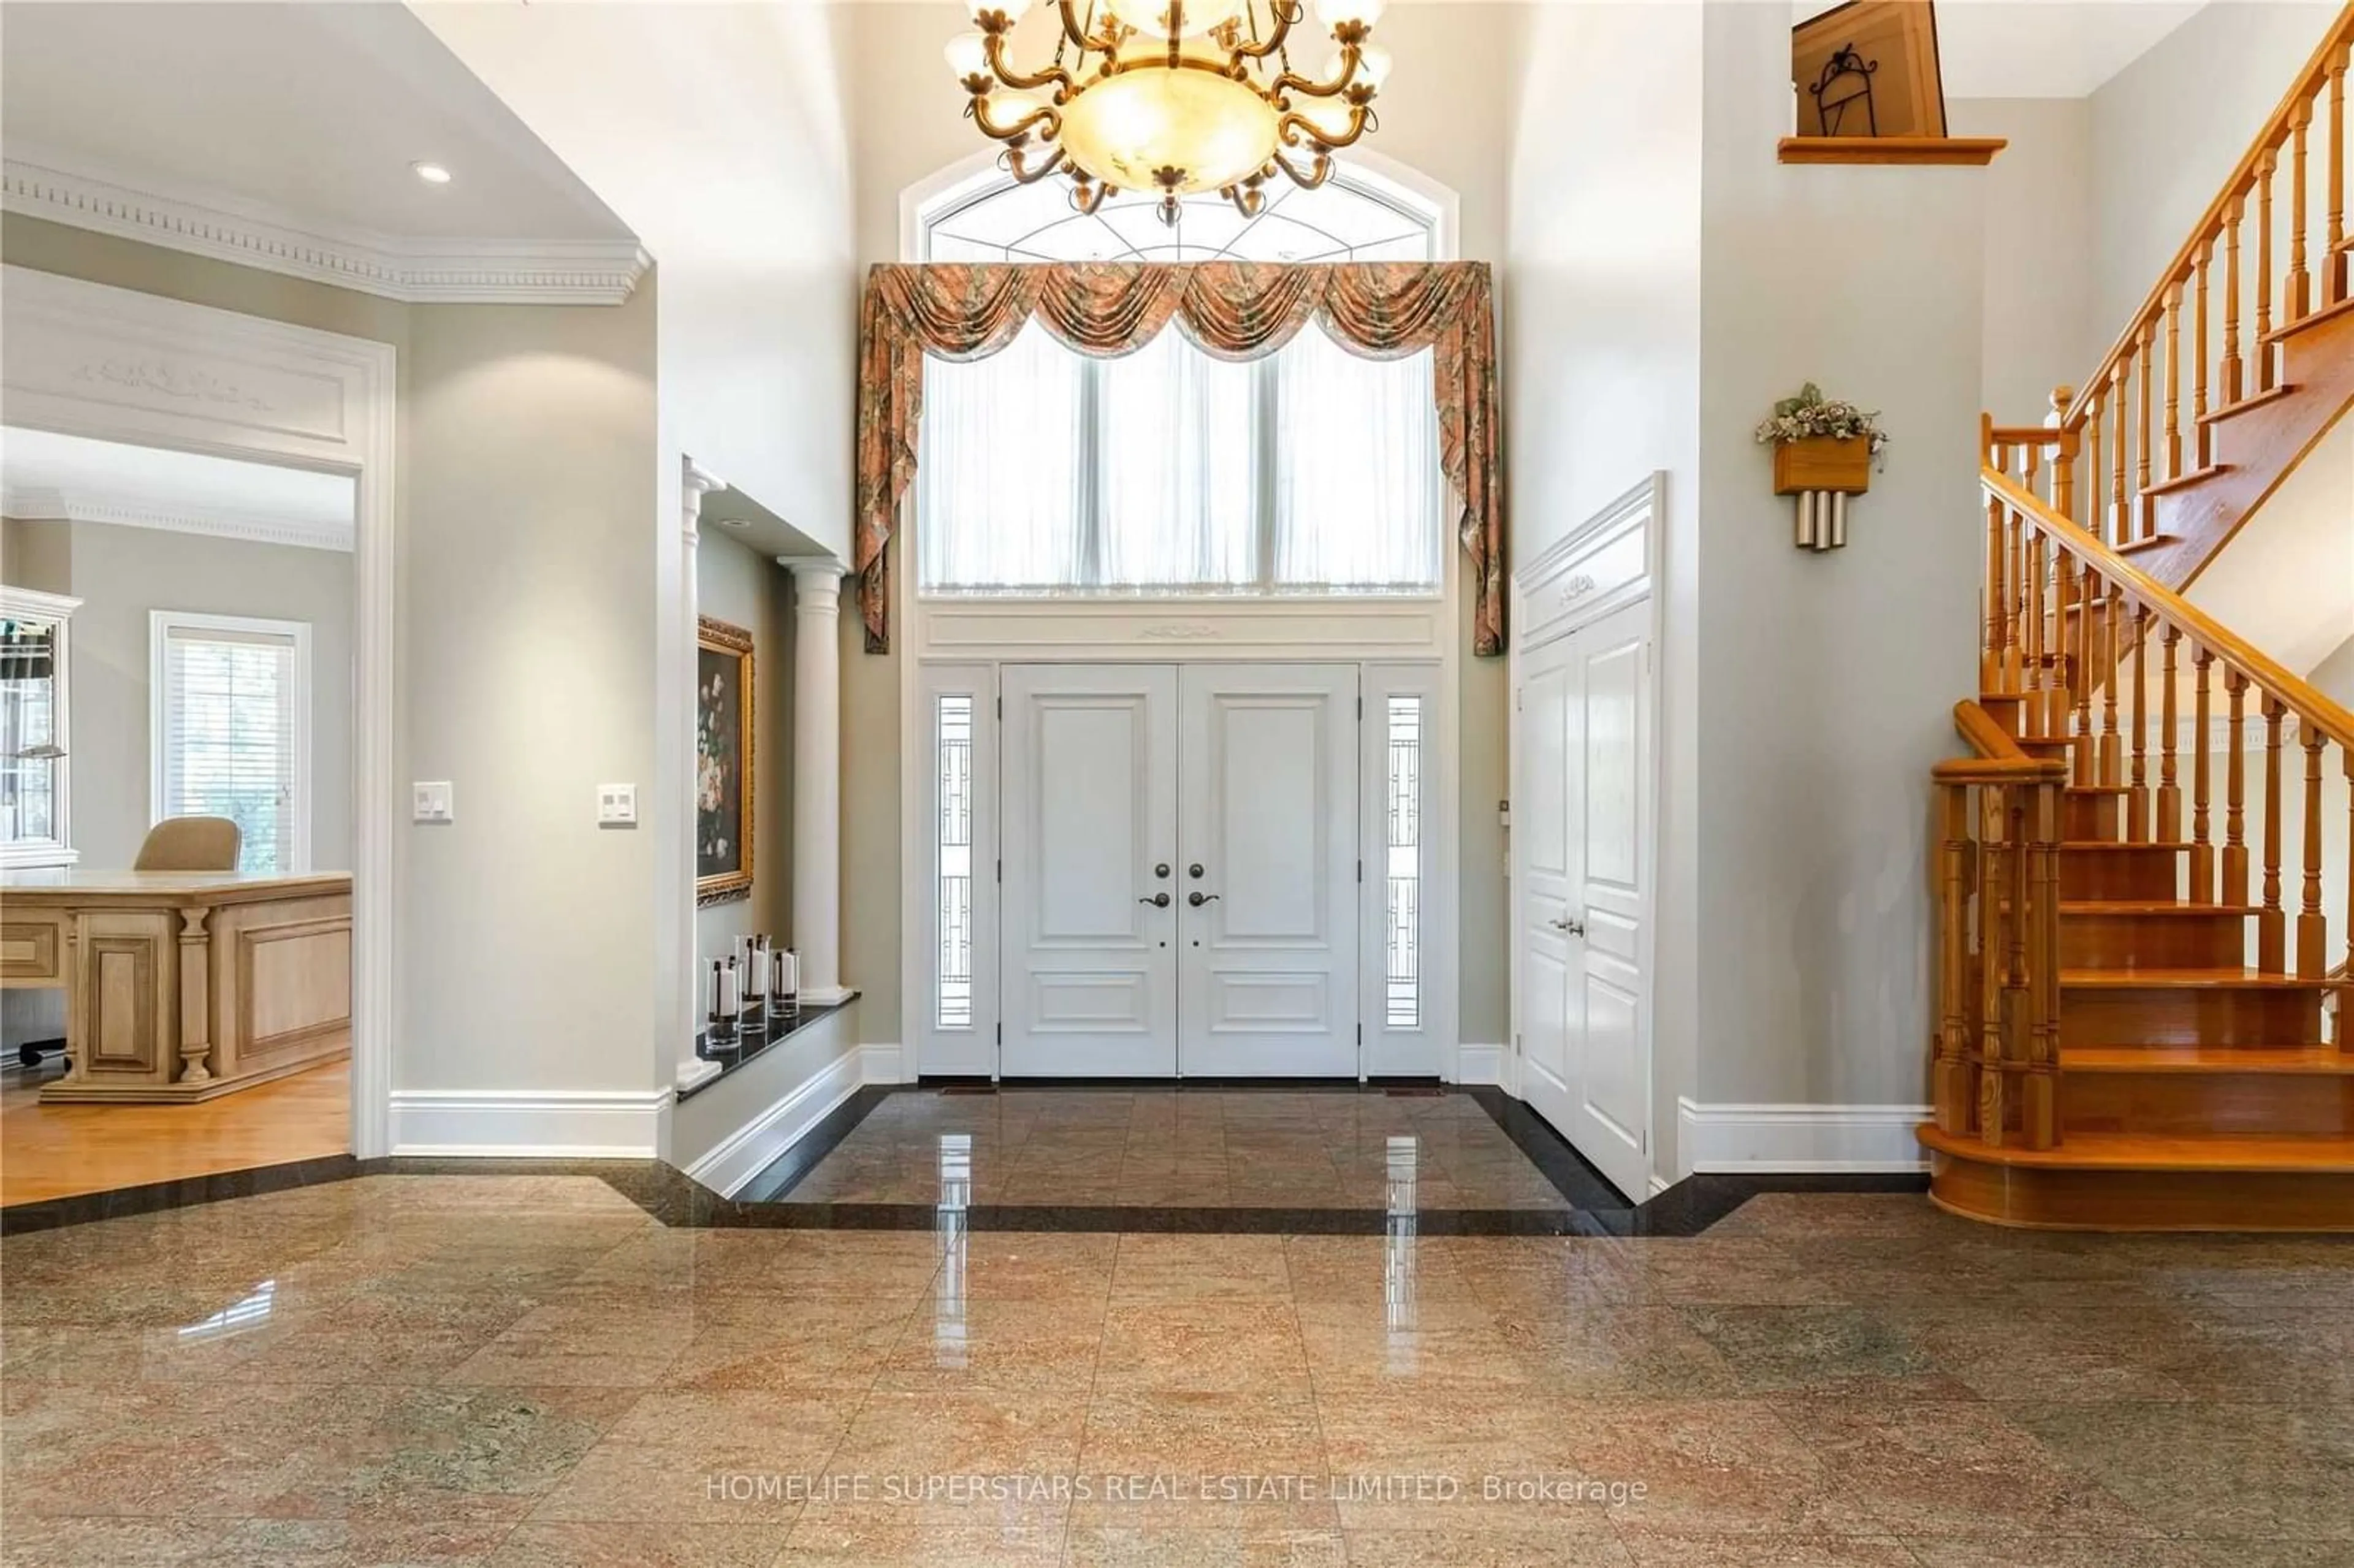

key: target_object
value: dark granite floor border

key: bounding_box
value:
[1,1082,1927,1238]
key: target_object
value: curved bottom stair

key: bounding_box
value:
[1921,1125,2354,1231]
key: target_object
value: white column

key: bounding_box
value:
[788,559,852,1004]
[676,459,728,1092]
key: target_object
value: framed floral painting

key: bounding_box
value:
[696,615,755,907]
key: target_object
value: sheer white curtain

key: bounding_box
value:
[918,322,1086,590]
[1274,322,1442,591]
[1097,330,1257,588]
[916,318,1441,595]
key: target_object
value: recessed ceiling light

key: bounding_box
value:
[715,516,752,530]
[411,162,453,185]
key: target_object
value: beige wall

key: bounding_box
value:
[45,520,354,872]
[2,516,72,594]
[3,212,668,1101]
[1503,0,1705,1173]
[836,0,1518,1052]
[695,530,796,966]
[1948,96,2100,425]
[1696,2,1986,1114]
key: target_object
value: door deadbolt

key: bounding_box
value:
[1154,862,1171,879]
[1188,862,1205,878]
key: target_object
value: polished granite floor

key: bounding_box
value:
[766,1089,1573,1211]
[5,1173,2352,1565]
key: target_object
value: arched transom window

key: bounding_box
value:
[910,166,1451,598]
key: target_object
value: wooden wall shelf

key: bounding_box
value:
[1777,136,2008,166]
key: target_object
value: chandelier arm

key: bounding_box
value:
[972,95,1064,142]
[1056,0,1125,55]
[1005,143,1069,184]
[1068,178,1114,216]
[1271,147,1333,189]
[1279,102,1369,151]
[1273,45,1361,100]
[1229,0,1300,59]
[1219,182,1267,218]
[983,30,1077,97]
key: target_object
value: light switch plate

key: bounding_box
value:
[413,781,454,823]
[597,783,638,827]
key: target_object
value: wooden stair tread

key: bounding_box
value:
[2263,291,2354,344]
[1919,1124,2354,1172]
[2059,900,2261,916]
[2060,966,2334,990]
[2140,463,2230,498]
[2063,840,2190,853]
[2116,531,2181,555]
[2062,1046,2354,1075]
[2199,381,2298,425]
[2063,785,2132,798]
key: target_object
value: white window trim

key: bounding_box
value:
[0,584,82,869]
[148,608,313,874]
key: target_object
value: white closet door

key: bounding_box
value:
[1000,664,1179,1075]
[1516,598,1651,1200]
[1176,664,1359,1076]
[1561,598,1651,1195]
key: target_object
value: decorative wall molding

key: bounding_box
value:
[3,156,649,307]
[4,485,353,552]
[680,1047,866,1197]
[1677,1097,1932,1174]
[390,1087,672,1159]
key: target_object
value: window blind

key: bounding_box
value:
[158,623,298,873]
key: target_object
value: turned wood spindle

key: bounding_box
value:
[2162,279,2184,484]
[2158,625,2184,843]
[1978,786,2008,1144]
[1937,784,1973,1133]
[2109,361,2130,546]
[2084,389,2105,538]
[2258,150,2277,390]
[2028,777,2062,1151]
[2329,40,2348,306]
[2192,649,2215,904]
[1983,492,2006,690]
[2299,725,2328,977]
[2260,697,2287,973]
[2135,321,2156,539]
[2223,191,2246,406]
[2192,243,2212,470]
[2100,582,2124,790]
[2026,531,2049,737]
[2130,603,2152,842]
[2290,97,2314,321]
[2224,671,2250,909]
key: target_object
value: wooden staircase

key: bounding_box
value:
[1925,8,2354,1230]
[1986,7,2354,593]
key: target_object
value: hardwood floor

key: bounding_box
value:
[0,1057,348,1206]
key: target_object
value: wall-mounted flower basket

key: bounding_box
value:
[1756,384,1887,552]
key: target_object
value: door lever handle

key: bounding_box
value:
[1188,891,1220,907]
[1140,892,1171,908]
[1549,916,1586,937]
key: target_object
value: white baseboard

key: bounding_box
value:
[390,1088,672,1159]
[682,1046,868,1197]
[1452,1042,1506,1086]
[1677,1097,1930,1174]
[859,1042,905,1085]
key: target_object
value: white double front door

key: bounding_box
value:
[1000,663,1360,1077]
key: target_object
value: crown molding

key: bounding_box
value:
[2,156,649,306]
[4,484,353,553]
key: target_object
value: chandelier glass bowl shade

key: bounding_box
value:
[945,0,1391,223]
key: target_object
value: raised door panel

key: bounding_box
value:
[72,910,175,1084]
[1178,665,1358,1076]
[1569,600,1651,1198]
[1517,650,1577,1089]
[1000,666,1179,1076]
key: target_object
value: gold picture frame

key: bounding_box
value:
[695,615,755,907]
[1792,1,1948,140]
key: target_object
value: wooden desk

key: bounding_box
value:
[1,870,351,1103]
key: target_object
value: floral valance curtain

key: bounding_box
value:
[853,260,1504,655]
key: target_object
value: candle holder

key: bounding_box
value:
[706,956,741,1049]
[771,947,799,1016]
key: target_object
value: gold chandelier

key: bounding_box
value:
[945,0,1390,225]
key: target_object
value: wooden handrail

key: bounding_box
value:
[1935,699,2067,782]
[2061,6,2354,430]
[1984,468,2354,752]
